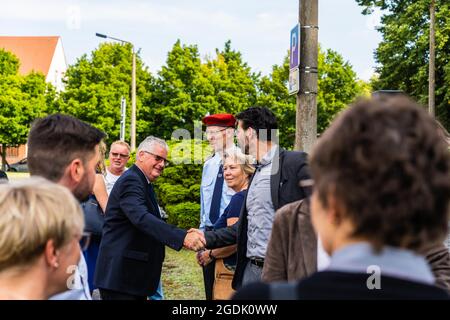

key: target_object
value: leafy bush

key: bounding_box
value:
[166,202,201,230]
[154,139,211,229]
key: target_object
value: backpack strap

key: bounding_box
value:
[269,282,299,300]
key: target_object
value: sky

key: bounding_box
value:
[0,0,382,80]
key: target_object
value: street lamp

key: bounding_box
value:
[95,33,137,151]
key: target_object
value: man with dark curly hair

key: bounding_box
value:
[234,95,450,299]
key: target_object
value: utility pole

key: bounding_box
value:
[294,0,318,153]
[131,48,136,151]
[95,33,137,151]
[120,96,127,142]
[428,0,435,117]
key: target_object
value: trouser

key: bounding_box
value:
[242,260,263,286]
[202,226,215,300]
[148,280,164,300]
[99,288,147,300]
[202,259,215,300]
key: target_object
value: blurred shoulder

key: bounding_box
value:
[232,282,271,300]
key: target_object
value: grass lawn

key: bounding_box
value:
[162,248,205,300]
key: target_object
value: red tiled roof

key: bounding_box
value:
[0,36,59,76]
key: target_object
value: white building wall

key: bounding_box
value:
[46,38,67,91]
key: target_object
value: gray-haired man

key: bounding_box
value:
[94,136,205,299]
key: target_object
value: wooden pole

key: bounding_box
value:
[295,0,318,153]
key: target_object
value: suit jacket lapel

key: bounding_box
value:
[131,165,161,218]
[270,148,284,210]
[148,183,161,218]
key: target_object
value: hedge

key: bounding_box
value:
[154,139,212,229]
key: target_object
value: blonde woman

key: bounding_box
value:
[197,150,255,299]
[82,140,108,293]
[0,178,84,300]
[93,140,108,212]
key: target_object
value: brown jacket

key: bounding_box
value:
[262,199,317,282]
[419,243,450,292]
[262,199,450,294]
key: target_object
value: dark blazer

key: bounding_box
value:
[205,148,311,289]
[94,165,186,296]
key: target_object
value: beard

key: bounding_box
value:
[238,137,250,155]
[73,173,94,202]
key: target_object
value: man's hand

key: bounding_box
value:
[183,228,205,251]
[197,249,213,266]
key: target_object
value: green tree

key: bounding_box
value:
[257,47,365,149]
[317,48,365,133]
[355,0,450,129]
[145,40,258,140]
[147,40,210,139]
[59,43,153,144]
[204,40,258,115]
[0,49,55,168]
[256,54,296,148]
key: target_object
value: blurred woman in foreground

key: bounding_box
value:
[0,178,84,300]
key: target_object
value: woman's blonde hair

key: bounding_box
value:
[224,149,255,177]
[0,177,84,272]
[96,140,107,175]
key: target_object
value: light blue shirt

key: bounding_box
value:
[246,145,278,259]
[200,152,235,230]
[327,242,435,285]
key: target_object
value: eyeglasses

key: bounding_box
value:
[299,179,314,188]
[110,152,130,159]
[205,128,227,136]
[79,232,92,251]
[143,151,170,166]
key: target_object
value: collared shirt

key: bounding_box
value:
[200,151,236,230]
[246,145,278,259]
[136,164,150,184]
[327,242,435,284]
[445,221,450,250]
[317,237,331,271]
[135,164,161,216]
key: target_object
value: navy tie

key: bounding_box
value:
[148,183,161,216]
[209,164,224,225]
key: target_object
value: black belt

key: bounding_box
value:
[249,258,264,268]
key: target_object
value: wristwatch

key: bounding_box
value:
[208,250,216,261]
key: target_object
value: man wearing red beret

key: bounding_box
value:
[199,113,237,300]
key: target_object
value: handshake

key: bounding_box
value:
[183,228,206,251]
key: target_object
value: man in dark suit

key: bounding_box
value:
[94,136,205,300]
[188,107,312,290]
